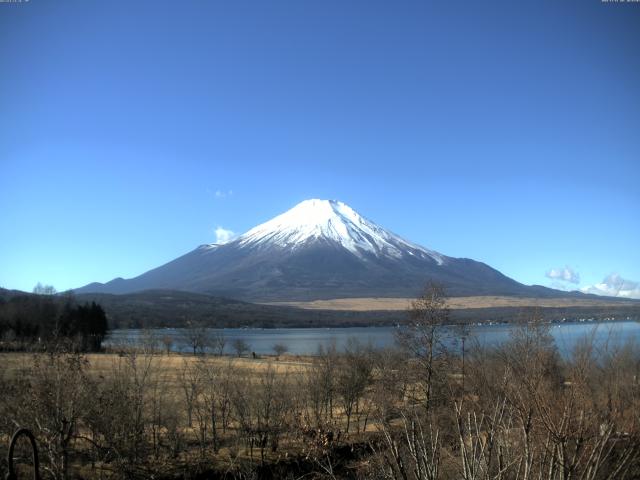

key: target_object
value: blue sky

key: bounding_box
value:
[1,0,639,296]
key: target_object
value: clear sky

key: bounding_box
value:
[1,0,639,297]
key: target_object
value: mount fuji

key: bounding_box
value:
[76,199,565,301]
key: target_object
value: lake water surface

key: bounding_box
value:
[105,320,640,357]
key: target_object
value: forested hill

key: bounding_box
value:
[73,289,396,328]
[76,289,640,329]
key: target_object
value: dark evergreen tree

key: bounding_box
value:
[0,293,109,351]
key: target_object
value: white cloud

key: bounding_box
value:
[215,189,233,198]
[545,265,580,284]
[214,226,236,244]
[580,273,640,299]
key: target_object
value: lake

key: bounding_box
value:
[105,320,640,357]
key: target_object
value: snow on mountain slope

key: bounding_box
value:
[233,199,445,264]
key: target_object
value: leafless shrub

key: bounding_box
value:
[273,343,288,357]
[17,349,90,479]
[232,338,251,358]
[375,406,441,480]
[336,338,373,434]
[231,363,293,464]
[211,330,227,356]
[83,350,157,477]
[161,335,173,355]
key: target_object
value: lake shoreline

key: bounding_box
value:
[105,320,640,357]
[108,315,640,331]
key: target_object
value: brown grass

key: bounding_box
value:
[263,295,638,311]
[0,352,314,391]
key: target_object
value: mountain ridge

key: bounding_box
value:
[74,199,601,301]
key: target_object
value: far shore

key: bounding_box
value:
[262,295,640,311]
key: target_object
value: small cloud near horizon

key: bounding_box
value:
[214,226,236,244]
[581,273,640,299]
[545,265,580,284]
[215,189,233,198]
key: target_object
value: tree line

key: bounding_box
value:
[0,284,108,351]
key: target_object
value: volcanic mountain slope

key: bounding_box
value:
[76,199,577,301]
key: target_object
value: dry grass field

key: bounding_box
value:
[264,295,640,311]
[0,351,314,388]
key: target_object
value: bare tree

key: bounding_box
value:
[140,329,159,354]
[304,341,339,428]
[371,347,410,423]
[376,406,442,480]
[216,359,236,435]
[231,363,292,463]
[33,282,57,295]
[183,321,208,355]
[161,335,174,355]
[336,338,373,433]
[194,357,230,455]
[20,350,89,479]
[232,338,250,358]
[179,359,201,428]
[83,349,157,477]
[273,343,288,357]
[396,281,450,412]
[211,330,226,356]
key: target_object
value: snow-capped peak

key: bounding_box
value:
[235,199,445,264]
